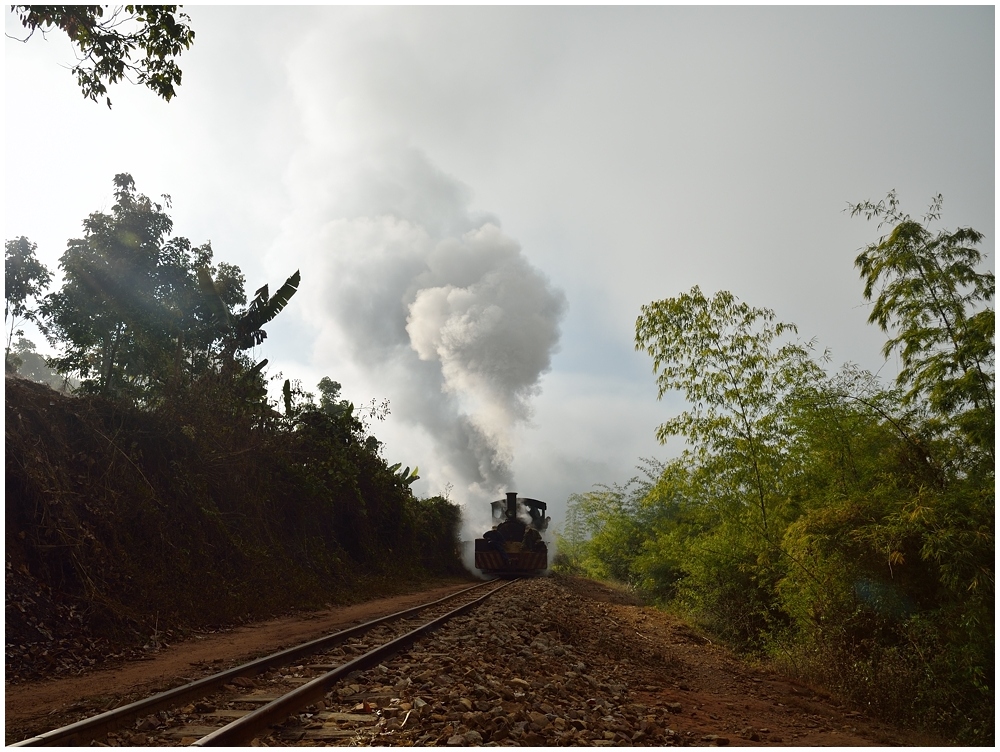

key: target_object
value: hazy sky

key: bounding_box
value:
[5,6,994,530]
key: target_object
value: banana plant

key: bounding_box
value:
[389,463,420,486]
[197,266,300,370]
[232,271,301,353]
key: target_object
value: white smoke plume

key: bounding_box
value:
[283,145,566,498]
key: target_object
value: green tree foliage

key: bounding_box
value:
[561,483,647,586]
[389,463,420,487]
[317,376,352,417]
[557,459,706,599]
[6,337,74,390]
[405,495,464,575]
[278,393,433,566]
[5,236,52,368]
[39,174,296,404]
[629,289,829,644]
[635,286,821,539]
[41,173,224,397]
[10,5,195,108]
[226,271,301,360]
[850,191,995,462]
[561,195,993,743]
[776,371,993,742]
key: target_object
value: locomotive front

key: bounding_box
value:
[474,492,549,576]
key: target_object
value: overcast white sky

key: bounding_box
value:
[5,6,994,530]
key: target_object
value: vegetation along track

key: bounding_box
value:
[11,580,509,747]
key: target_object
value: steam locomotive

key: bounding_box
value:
[474,492,549,575]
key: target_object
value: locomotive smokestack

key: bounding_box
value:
[505,492,518,521]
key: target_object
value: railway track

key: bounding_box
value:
[12,579,512,747]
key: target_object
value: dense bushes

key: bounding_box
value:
[6,374,465,640]
[560,376,993,746]
[557,196,994,744]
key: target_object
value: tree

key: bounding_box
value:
[40,173,298,402]
[579,214,992,739]
[562,482,648,585]
[560,459,681,587]
[7,337,74,389]
[849,192,994,462]
[9,5,195,108]
[5,236,52,369]
[635,286,820,537]
[42,173,201,396]
[317,377,351,417]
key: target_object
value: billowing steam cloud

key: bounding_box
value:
[407,223,566,425]
[288,146,566,496]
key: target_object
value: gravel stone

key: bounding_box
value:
[258,577,693,746]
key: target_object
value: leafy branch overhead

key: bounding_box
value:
[9,5,195,108]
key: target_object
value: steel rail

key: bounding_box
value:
[193,578,516,746]
[11,581,494,747]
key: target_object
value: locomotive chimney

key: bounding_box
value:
[505,492,518,520]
